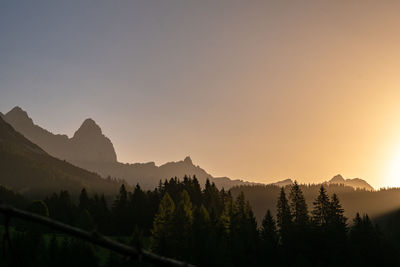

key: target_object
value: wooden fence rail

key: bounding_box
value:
[0,204,195,267]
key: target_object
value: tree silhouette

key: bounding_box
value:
[260,209,279,265]
[312,185,330,227]
[276,187,292,250]
[151,192,175,256]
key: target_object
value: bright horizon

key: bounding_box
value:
[2,1,400,189]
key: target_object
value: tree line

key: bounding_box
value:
[0,177,399,266]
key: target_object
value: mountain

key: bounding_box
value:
[271,178,293,187]
[2,107,257,189]
[3,107,117,164]
[0,116,122,197]
[326,174,374,191]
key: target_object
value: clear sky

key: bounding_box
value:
[2,1,400,188]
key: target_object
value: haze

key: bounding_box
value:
[2,1,400,188]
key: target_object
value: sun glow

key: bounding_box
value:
[387,151,400,188]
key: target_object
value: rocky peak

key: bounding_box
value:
[5,106,34,126]
[330,174,346,184]
[70,118,117,163]
[184,156,193,165]
[73,118,103,139]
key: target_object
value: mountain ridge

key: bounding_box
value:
[327,174,374,191]
[0,115,122,196]
[2,107,258,189]
[2,107,374,191]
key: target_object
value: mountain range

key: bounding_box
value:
[0,106,374,191]
[271,175,374,191]
[0,115,122,196]
[1,107,257,189]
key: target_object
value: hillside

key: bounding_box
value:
[0,116,122,197]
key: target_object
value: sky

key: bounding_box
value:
[2,1,400,188]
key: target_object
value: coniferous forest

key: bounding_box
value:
[1,176,399,267]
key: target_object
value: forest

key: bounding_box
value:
[0,176,400,267]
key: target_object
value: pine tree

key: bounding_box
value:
[349,213,383,266]
[289,181,309,226]
[192,204,212,265]
[171,190,194,260]
[130,184,148,229]
[329,193,347,232]
[260,210,279,266]
[261,210,278,246]
[326,193,348,264]
[78,188,90,211]
[230,192,259,266]
[112,184,131,235]
[151,192,175,256]
[311,185,330,227]
[276,187,292,246]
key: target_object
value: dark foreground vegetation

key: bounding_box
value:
[1,177,400,266]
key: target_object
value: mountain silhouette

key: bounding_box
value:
[0,116,122,196]
[3,107,117,164]
[326,174,374,191]
[3,107,256,189]
[267,175,373,191]
[271,178,293,187]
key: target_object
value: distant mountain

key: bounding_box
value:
[267,175,373,191]
[3,107,117,164]
[0,116,122,197]
[271,178,293,187]
[326,174,374,191]
[3,107,257,189]
[231,183,396,224]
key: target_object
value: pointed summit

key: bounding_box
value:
[184,156,193,165]
[330,174,346,184]
[5,106,34,125]
[71,118,117,163]
[73,118,102,139]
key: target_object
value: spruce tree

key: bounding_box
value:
[289,181,309,226]
[172,190,194,260]
[78,188,90,211]
[276,187,292,246]
[261,210,278,247]
[151,192,175,256]
[311,185,330,227]
[112,184,130,235]
[260,210,279,266]
[329,193,347,232]
[230,192,259,266]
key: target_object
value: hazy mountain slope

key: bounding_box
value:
[271,178,293,187]
[3,107,257,189]
[73,156,258,189]
[0,116,122,197]
[327,174,374,190]
[267,175,373,191]
[231,183,398,223]
[3,107,117,163]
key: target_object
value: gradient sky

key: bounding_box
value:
[2,1,400,188]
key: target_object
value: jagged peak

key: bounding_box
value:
[184,156,193,165]
[330,174,345,183]
[73,118,102,138]
[5,106,33,124]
